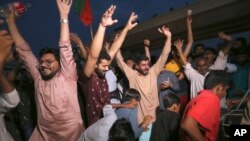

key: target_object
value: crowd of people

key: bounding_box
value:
[0,0,250,141]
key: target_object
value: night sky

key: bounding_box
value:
[1,0,249,56]
[0,0,196,55]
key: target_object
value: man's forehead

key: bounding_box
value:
[139,60,149,64]
[197,60,207,65]
[40,54,56,60]
[100,59,110,64]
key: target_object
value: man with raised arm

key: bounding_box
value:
[175,32,232,99]
[116,26,172,124]
[81,6,138,126]
[6,0,83,140]
[0,27,20,141]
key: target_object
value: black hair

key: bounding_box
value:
[163,93,181,108]
[135,54,149,64]
[123,88,141,102]
[204,70,230,89]
[194,43,205,51]
[205,47,218,56]
[235,37,247,46]
[166,45,177,63]
[97,50,111,64]
[39,48,60,61]
[108,118,135,141]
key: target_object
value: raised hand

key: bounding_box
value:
[101,5,118,27]
[56,0,72,18]
[5,5,18,24]
[218,32,232,41]
[144,39,150,46]
[187,16,192,25]
[158,26,171,38]
[174,39,184,50]
[125,12,138,30]
[160,80,173,90]
[70,33,84,46]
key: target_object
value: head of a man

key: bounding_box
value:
[38,48,60,80]
[163,93,181,113]
[123,88,141,106]
[109,118,135,141]
[194,43,205,56]
[95,50,111,78]
[235,48,248,65]
[124,58,135,69]
[135,55,150,75]
[204,47,217,65]
[204,70,230,98]
[235,37,247,48]
[196,57,209,75]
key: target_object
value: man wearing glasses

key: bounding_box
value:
[6,0,84,140]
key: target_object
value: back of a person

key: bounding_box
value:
[109,118,135,141]
[150,93,181,141]
[150,110,179,141]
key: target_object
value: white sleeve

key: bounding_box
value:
[0,89,20,113]
[225,63,237,73]
[209,51,228,70]
[184,63,200,81]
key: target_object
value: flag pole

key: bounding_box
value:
[89,24,93,41]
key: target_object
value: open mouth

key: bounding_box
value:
[41,68,51,74]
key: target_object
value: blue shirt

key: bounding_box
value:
[115,106,143,139]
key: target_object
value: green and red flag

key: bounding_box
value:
[75,0,93,26]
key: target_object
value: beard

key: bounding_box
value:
[137,68,149,75]
[41,73,56,80]
[39,68,58,80]
[95,68,106,79]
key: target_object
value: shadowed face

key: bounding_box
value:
[205,50,216,64]
[136,60,150,75]
[196,59,209,75]
[216,85,230,98]
[38,53,60,80]
[236,54,248,65]
[195,46,205,55]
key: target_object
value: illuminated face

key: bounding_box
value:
[95,59,110,78]
[136,60,150,75]
[38,53,60,80]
